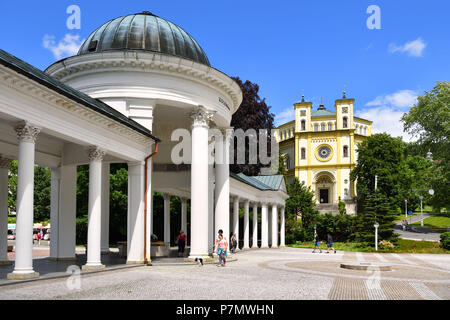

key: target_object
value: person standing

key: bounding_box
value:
[326,233,336,254]
[312,232,322,253]
[215,233,228,267]
[176,230,187,257]
[230,233,237,253]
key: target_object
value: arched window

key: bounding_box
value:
[314,124,319,131]
[343,117,348,128]
[360,126,363,134]
[343,145,348,157]
[301,120,306,131]
[364,127,367,135]
[328,123,332,131]
[321,123,325,131]
[301,148,306,160]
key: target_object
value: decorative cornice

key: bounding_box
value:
[45,52,243,112]
[87,146,106,161]
[14,121,41,143]
[0,66,154,147]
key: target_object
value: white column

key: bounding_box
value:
[243,200,250,250]
[49,168,61,259]
[214,128,232,244]
[127,162,145,264]
[50,165,77,260]
[208,164,214,254]
[163,193,171,247]
[232,196,240,251]
[189,106,213,260]
[8,122,40,279]
[251,203,258,249]
[101,162,110,254]
[261,202,269,248]
[271,204,278,248]
[0,157,12,265]
[181,197,188,237]
[280,206,286,247]
[82,146,105,270]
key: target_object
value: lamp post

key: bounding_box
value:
[419,196,424,227]
[374,222,379,251]
[404,199,408,218]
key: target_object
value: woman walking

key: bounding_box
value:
[215,233,228,267]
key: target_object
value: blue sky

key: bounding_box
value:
[1,0,449,142]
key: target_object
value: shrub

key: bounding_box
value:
[379,240,395,251]
[440,232,450,250]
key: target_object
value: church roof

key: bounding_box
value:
[311,106,336,118]
[0,49,160,142]
[77,11,211,67]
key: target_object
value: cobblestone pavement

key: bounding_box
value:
[0,247,448,300]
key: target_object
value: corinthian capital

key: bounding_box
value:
[190,106,215,128]
[87,146,106,161]
[14,121,41,143]
[0,155,12,169]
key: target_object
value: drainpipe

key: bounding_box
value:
[144,143,158,265]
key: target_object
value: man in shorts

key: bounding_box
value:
[326,233,336,254]
[312,232,322,253]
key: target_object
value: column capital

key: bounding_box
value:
[162,193,171,201]
[180,197,188,203]
[87,146,106,162]
[243,199,250,205]
[14,121,40,143]
[0,156,12,169]
[190,106,215,128]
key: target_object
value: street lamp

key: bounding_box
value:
[404,199,408,218]
[374,222,379,251]
[419,196,424,227]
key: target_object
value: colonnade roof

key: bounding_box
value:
[0,49,160,142]
[231,172,285,192]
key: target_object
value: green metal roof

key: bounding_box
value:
[311,108,336,118]
[230,172,285,191]
[78,11,210,67]
[0,49,160,142]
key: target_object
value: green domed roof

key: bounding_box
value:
[78,11,210,66]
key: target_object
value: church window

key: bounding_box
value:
[314,124,318,131]
[301,120,306,131]
[343,145,348,157]
[364,127,367,135]
[321,123,325,131]
[343,117,348,128]
[328,123,332,131]
[301,148,306,160]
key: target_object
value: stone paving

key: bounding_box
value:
[0,247,448,300]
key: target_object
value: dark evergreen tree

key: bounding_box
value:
[230,77,275,176]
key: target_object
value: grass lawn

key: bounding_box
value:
[288,239,449,254]
[410,215,450,233]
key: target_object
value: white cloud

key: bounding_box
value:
[388,37,426,57]
[366,90,418,109]
[43,34,84,60]
[361,89,419,142]
[274,108,295,127]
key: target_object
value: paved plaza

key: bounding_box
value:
[0,247,448,300]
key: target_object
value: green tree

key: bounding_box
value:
[354,191,398,245]
[351,133,410,212]
[402,82,450,211]
[285,178,319,242]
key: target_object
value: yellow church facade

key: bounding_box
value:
[276,93,372,214]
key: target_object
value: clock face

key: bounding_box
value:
[318,146,332,159]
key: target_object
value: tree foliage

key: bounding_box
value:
[230,77,275,176]
[402,81,450,211]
